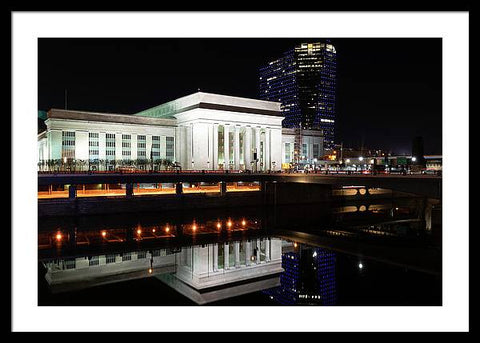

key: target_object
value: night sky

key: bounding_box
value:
[38,38,442,155]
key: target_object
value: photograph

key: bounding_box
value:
[10,11,469,333]
[36,37,442,307]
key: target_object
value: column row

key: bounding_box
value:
[211,239,271,271]
[212,124,272,171]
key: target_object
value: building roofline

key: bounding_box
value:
[47,108,177,126]
[134,91,283,119]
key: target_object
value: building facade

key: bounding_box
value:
[259,42,336,149]
[38,92,324,171]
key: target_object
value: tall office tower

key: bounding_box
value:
[263,246,336,305]
[259,42,337,149]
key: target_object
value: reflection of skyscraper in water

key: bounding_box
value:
[264,245,336,305]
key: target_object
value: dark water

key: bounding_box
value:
[38,199,442,306]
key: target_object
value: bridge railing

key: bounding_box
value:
[37,169,441,177]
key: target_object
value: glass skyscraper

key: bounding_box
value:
[263,245,336,305]
[259,41,337,149]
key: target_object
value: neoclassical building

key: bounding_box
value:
[38,92,324,171]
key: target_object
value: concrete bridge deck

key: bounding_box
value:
[38,172,442,199]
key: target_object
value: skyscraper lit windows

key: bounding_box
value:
[259,41,336,149]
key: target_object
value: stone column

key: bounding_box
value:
[115,133,122,162]
[223,125,230,170]
[265,128,271,171]
[245,240,252,266]
[213,124,218,170]
[98,132,106,161]
[213,244,218,271]
[244,126,252,171]
[234,126,240,170]
[146,135,153,169]
[265,238,270,262]
[224,243,229,269]
[255,127,261,172]
[234,242,240,267]
[131,134,138,161]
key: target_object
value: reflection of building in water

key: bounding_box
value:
[173,237,282,289]
[263,243,336,305]
[159,237,284,304]
[43,248,175,293]
[42,237,284,304]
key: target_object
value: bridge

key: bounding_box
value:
[38,171,442,199]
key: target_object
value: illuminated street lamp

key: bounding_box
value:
[412,157,417,162]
